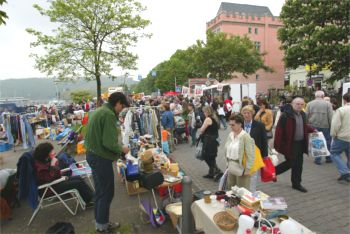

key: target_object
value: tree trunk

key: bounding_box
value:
[96,74,102,107]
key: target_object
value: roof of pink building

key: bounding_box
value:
[218,2,273,17]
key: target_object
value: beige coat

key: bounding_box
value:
[331,103,350,142]
[224,130,255,172]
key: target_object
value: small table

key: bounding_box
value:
[191,198,315,234]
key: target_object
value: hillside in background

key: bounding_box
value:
[0,77,138,101]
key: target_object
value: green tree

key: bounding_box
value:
[70,90,93,103]
[133,74,157,94]
[0,0,8,25]
[27,0,150,106]
[278,0,350,83]
[194,31,272,81]
[149,32,271,91]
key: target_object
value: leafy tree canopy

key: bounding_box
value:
[137,31,271,92]
[278,0,350,82]
[70,90,93,104]
[0,0,8,25]
[194,31,272,81]
[27,0,150,105]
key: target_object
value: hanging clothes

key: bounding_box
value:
[123,110,134,145]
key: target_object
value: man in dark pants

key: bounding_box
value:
[274,97,315,193]
[85,92,129,233]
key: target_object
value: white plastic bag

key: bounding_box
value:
[195,140,203,160]
[218,169,228,191]
[308,132,330,157]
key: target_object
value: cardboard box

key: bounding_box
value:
[125,180,148,196]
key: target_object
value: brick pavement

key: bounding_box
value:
[171,128,350,234]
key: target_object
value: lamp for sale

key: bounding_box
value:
[279,219,301,234]
[237,215,254,234]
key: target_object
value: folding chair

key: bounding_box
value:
[16,152,87,226]
[28,176,86,226]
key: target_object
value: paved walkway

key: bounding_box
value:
[171,128,350,234]
[1,131,349,234]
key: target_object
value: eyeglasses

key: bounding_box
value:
[229,123,236,127]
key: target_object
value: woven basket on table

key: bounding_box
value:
[213,211,237,231]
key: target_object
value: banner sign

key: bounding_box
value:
[194,85,203,96]
[182,86,190,96]
[175,85,182,93]
[217,83,224,92]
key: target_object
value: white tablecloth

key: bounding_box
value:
[191,199,315,234]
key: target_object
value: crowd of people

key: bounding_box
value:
[28,90,349,233]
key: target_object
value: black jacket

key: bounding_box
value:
[250,120,268,157]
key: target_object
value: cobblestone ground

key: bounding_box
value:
[171,128,350,234]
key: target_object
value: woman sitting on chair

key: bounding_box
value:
[33,142,93,205]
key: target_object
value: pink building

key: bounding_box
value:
[207,2,285,93]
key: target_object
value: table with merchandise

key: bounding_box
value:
[191,186,315,234]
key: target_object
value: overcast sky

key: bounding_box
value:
[0,0,284,80]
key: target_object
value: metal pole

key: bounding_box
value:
[182,176,194,234]
[175,76,177,91]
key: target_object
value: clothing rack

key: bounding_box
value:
[124,106,164,155]
[1,112,39,152]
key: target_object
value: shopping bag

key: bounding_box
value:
[195,138,203,161]
[308,132,330,157]
[260,157,276,182]
[242,146,265,174]
[218,169,228,191]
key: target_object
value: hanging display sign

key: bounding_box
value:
[217,83,224,92]
[194,85,204,96]
[182,86,190,97]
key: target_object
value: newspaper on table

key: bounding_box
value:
[308,132,330,157]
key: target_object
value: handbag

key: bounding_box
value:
[227,160,245,176]
[260,157,276,182]
[242,146,265,174]
[195,137,204,160]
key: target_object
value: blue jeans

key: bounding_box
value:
[86,152,114,230]
[220,115,227,129]
[189,127,197,146]
[313,127,332,163]
[330,138,350,176]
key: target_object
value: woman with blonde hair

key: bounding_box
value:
[199,106,222,180]
[254,99,274,139]
[225,113,255,189]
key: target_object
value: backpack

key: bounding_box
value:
[175,116,185,129]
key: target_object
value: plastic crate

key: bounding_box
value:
[0,143,11,152]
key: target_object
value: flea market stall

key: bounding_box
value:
[191,187,315,234]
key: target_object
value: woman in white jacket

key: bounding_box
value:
[224,113,255,190]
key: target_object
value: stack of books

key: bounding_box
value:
[260,197,288,210]
[241,194,260,207]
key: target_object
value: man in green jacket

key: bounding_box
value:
[85,92,129,233]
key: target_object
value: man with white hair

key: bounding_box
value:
[274,97,316,192]
[306,90,333,165]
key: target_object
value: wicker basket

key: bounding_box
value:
[213,211,237,231]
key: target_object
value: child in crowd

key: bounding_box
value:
[161,129,170,155]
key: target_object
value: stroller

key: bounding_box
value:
[173,115,188,145]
